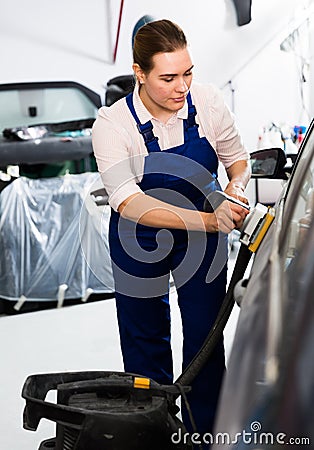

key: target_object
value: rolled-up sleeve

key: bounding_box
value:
[192,83,249,169]
[209,86,249,168]
[92,107,144,211]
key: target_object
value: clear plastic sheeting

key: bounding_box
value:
[0,173,114,304]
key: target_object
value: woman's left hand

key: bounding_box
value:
[224,182,249,206]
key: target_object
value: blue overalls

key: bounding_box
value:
[109,91,228,442]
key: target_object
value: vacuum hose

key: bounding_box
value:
[175,235,252,387]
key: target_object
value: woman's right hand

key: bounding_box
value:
[205,200,249,234]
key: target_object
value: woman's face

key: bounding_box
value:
[135,47,194,121]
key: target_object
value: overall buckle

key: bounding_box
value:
[137,122,157,144]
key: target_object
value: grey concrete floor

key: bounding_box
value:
[0,246,241,450]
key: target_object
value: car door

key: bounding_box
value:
[212,119,314,449]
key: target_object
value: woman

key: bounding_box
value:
[92,19,250,444]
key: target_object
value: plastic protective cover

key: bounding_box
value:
[0,173,114,303]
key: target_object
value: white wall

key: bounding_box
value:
[0,0,313,153]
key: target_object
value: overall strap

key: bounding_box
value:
[184,92,199,130]
[125,93,160,153]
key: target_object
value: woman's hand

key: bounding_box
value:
[224,159,251,205]
[224,182,249,206]
[205,201,250,234]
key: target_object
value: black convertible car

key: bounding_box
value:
[0,80,101,182]
[0,81,116,312]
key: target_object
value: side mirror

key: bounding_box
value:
[250,148,289,180]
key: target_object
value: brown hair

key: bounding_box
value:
[133,19,187,74]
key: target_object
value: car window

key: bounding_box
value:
[0,87,98,131]
[282,125,314,271]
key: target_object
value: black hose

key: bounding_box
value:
[175,243,252,387]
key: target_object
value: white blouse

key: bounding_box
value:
[92,81,249,212]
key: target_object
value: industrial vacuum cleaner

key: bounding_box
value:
[21,190,276,450]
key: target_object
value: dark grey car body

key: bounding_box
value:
[213,120,314,449]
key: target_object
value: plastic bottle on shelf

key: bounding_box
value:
[257,127,272,149]
[281,124,298,155]
[269,126,284,150]
[294,125,307,148]
[284,136,299,154]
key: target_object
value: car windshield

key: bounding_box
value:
[0,87,98,131]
